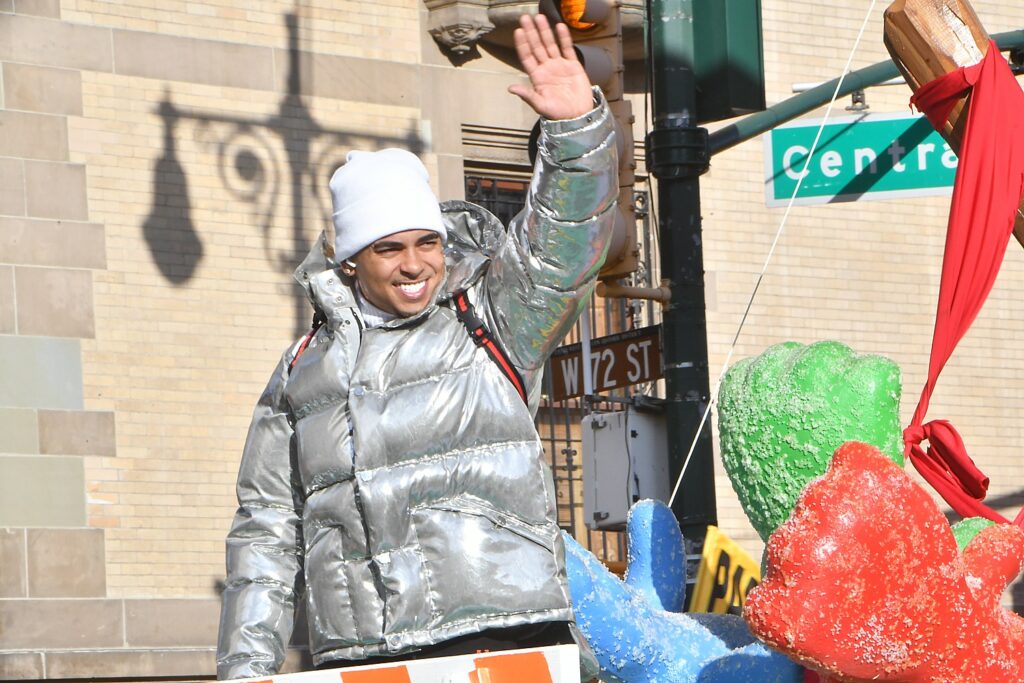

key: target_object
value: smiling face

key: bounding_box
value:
[342,229,445,317]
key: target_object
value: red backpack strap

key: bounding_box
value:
[288,312,326,374]
[452,290,528,405]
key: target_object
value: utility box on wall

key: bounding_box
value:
[582,410,671,530]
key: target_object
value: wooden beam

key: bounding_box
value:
[884,0,1024,247]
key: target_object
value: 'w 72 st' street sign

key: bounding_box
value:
[547,325,662,401]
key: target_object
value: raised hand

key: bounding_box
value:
[507,14,594,121]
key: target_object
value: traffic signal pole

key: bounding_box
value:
[644,0,717,584]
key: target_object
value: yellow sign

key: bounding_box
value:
[689,525,761,614]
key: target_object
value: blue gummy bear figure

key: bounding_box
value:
[564,500,800,683]
[623,499,687,612]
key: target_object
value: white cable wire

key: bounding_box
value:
[668,0,880,508]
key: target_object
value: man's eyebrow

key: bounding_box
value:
[417,233,440,244]
[372,240,403,250]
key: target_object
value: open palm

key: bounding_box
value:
[508,14,594,121]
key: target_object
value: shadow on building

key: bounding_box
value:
[144,8,424,336]
[144,99,203,284]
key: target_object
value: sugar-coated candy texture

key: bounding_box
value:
[623,499,687,612]
[718,341,902,541]
[745,441,1024,682]
[564,529,801,683]
[950,516,995,550]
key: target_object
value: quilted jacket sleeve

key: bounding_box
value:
[477,87,618,405]
[216,353,304,679]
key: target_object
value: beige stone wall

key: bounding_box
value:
[62,0,422,63]
[1,0,1023,679]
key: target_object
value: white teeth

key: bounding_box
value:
[397,281,426,296]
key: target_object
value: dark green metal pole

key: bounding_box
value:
[644,0,717,589]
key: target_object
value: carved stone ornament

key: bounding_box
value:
[424,1,494,54]
[429,20,494,53]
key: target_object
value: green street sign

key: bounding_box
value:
[765,112,958,207]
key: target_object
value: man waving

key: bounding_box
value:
[217,14,618,677]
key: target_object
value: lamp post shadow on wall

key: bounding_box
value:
[144,9,424,337]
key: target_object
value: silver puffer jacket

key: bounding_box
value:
[216,91,617,679]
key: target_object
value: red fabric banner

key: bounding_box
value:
[905,42,1024,526]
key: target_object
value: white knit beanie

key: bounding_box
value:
[329,149,446,262]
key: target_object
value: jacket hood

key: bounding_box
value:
[293,200,506,319]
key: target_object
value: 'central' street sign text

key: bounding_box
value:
[765,112,957,207]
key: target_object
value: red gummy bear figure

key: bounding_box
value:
[745,441,1024,682]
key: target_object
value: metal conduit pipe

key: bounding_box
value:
[596,279,672,303]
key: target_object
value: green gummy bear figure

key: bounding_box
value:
[951,516,996,551]
[718,340,903,542]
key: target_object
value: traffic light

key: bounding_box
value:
[690,0,765,124]
[538,0,638,279]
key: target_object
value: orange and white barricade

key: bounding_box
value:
[226,644,581,683]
